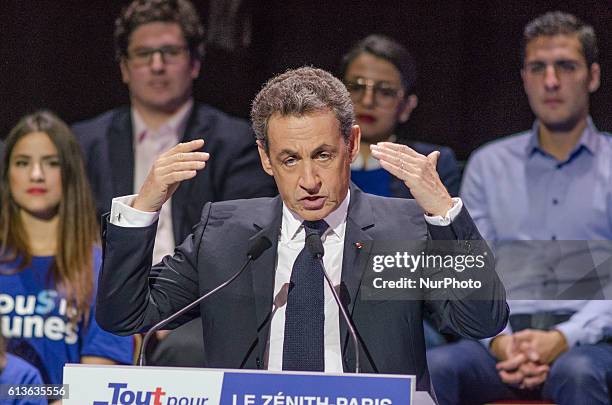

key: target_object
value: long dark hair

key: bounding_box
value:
[0,111,99,323]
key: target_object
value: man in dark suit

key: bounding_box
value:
[96,67,507,398]
[72,0,276,366]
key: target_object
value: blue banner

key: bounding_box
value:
[220,372,412,405]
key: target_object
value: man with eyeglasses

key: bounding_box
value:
[428,11,612,405]
[340,35,461,200]
[72,0,276,367]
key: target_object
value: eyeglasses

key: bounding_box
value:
[126,45,189,67]
[344,77,404,107]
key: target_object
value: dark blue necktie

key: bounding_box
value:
[282,219,329,371]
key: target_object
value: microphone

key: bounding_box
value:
[305,233,361,373]
[138,235,273,366]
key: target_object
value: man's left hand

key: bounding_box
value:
[370,142,453,216]
[513,329,569,365]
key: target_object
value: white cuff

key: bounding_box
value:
[110,195,160,227]
[554,320,580,348]
[424,197,463,226]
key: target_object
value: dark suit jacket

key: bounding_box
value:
[72,104,277,243]
[391,141,461,198]
[97,185,508,395]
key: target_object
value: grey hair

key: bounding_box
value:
[250,66,355,154]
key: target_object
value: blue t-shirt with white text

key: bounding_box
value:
[0,248,133,384]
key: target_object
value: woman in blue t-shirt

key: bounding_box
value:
[0,111,133,403]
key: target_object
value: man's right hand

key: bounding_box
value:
[492,335,528,384]
[132,139,209,212]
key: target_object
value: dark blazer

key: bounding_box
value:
[72,104,277,243]
[97,185,508,395]
[391,141,461,198]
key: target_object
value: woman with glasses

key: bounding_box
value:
[340,35,461,349]
[340,34,461,199]
[0,111,133,402]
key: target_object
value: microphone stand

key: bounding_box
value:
[306,234,361,373]
[138,236,272,366]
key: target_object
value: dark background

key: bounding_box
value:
[2,0,611,160]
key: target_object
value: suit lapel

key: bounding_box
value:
[340,185,375,365]
[248,196,283,364]
[108,108,134,197]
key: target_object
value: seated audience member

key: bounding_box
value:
[72,0,276,367]
[340,34,460,198]
[340,34,461,348]
[0,324,45,405]
[0,111,133,396]
[427,11,612,405]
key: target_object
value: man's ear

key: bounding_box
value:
[349,125,361,163]
[257,140,274,176]
[190,58,201,80]
[120,58,130,84]
[520,68,529,94]
[398,94,418,123]
[588,62,601,93]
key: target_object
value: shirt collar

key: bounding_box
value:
[281,189,351,241]
[526,116,599,159]
[132,98,194,142]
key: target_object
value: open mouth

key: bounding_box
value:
[300,196,326,210]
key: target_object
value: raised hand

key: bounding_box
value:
[370,142,453,217]
[133,139,209,212]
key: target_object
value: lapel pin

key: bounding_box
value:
[354,242,363,249]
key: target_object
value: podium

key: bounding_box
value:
[63,364,435,404]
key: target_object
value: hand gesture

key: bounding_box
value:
[491,329,567,389]
[492,335,533,386]
[133,139,209,212]
[370,142,453,216]
[513,329,568,365]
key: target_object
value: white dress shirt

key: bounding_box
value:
[267,192,350,371]
[110,192,463,371]
[132,99,193,264]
